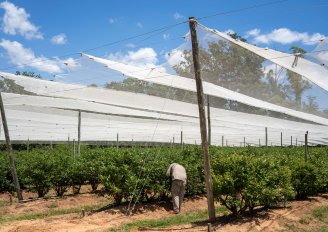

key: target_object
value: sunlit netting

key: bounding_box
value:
[0,23,327,146]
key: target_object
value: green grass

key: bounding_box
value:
[0,202,108,224]
[313,205,328,224]
[111,206,227,232]
[299,216,312,225]
[46,202,59,209]
[0,200,10,207]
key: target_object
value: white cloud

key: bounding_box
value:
[63,58,80,69]
[0,1,43,39]
[109,18,116,24]
[173,12,184,20]
[126,43,136,48]
[0,39,64,73]
[224,29,235,35]
[51,33,67,45]
[137,22,143,28]
[247,28,326,45]
[107,47,158,68]
[165,48,187,67]
[163,33,170,40]
[246,28,260,37]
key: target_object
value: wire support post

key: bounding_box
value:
[189,16,215,222]
[305,131,308,162]
[77,109,81,157]
[0,92,23,201]
[207,95,211,146]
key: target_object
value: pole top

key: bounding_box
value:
[189,16,196,22]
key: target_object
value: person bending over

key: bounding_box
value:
[166,163,187,213]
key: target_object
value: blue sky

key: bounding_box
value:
[0,0,327,108]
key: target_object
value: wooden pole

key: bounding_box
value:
[290,136,293,147]
[68,135,70,156]
[189,17,215,222]
[265,127,268,146]
[116,133,119,150]
[73,139,76,160]
[180,130,183,147]
[280,132,282,147]
[243,136,246,147]
[222,136,224,147]
[27,137,29,153]
[207,95,211,146]
[0,92,23,200]
[77,110,81,156]
[305,131,308,162]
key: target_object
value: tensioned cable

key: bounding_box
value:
[196,0,288,20]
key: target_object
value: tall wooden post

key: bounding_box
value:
[189,17,215,222]
[73,139,76,160]
[68,135,70,156]
[180,130,183,147]
[305,131,308,162]
[280,132,282,147]
[77,110,81,156]
[207,95,211,146]
[116,133,119,150]
[222,136,224,147]
[27,137,29,153]
[243,136,246,147]
[265,127,268,146]
[0,92,23,200]
[290,136,293,147]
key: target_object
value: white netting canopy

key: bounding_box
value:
[0,22,327,146]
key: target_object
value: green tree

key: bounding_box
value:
[303,95,319,113]
[287,46,311,109]
[263,69,290,106]
[15,71,42,79]
[174,39,266,98]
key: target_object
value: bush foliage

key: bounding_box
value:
[0,145,327,215]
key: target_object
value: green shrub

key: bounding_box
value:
[17,150,53,197]
[100,150,138,204]
[49,152,72,197]
[212,153,294,216]
[291,161,317,199]
[70,159,87,194]
[0,154,13,192]
[212,154,250,215]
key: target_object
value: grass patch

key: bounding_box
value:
[313,205,328,224]
[46,202,58,209]
[111,206,227,232]
[299,216,312,225]
[0,202,108,224]
[0,200,10,207]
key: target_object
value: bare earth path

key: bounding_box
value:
[0,190,327,232]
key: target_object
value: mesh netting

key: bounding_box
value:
[0,22,327,146]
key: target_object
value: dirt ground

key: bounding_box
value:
[0,187,327,232]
